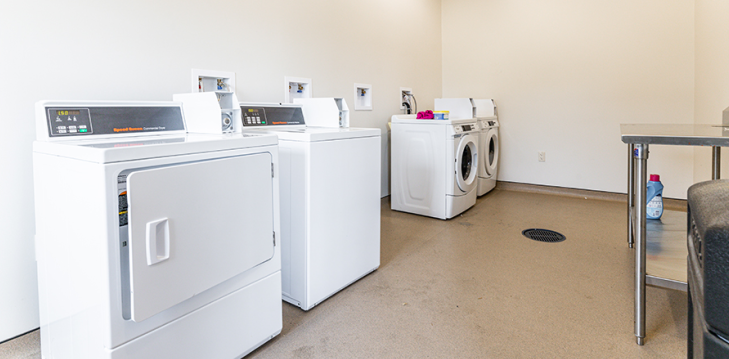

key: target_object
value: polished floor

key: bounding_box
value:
[1,189,687,358]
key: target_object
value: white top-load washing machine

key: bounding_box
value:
[239,100,381,311]
[33,101,282,359]
[435,98,499,196]
[390,115,479,219]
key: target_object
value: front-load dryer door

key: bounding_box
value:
[484,128,499,177]
[456,134,478,193]
[126,154,274,322]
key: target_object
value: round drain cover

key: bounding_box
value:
[522,229,566,243]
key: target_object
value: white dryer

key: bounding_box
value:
[239,101,381,311]
[33,101,282,359]
[390,115,479,219]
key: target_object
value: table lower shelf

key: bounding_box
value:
[645,209,688,291]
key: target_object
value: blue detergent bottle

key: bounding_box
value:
[646,174,664,220]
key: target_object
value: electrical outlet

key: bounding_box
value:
[538,152,545,162]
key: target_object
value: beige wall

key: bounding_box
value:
[1,0,717,343]
[0,0,442,341]
[694,0,729,182]
[441,0,695,199]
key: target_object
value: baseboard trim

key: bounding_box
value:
[494,181,687,212]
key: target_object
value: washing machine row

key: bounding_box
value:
[32,99,382,359]
[390,98,499,220]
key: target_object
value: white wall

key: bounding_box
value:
[694,0,729,182]
[441,0,695,199]
[0,0,442,341]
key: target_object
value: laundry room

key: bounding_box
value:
[2,0,729,358]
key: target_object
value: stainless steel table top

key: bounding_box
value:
[621,124,729,146]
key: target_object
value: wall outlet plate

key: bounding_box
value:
[538,152,546,162]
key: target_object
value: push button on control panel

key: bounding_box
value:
[241,108,267,127]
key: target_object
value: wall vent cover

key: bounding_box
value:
[522,229,566,243]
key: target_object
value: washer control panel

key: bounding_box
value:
[454,123,477,134]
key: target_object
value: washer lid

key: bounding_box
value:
[244,126,380,142]
[33,133,278,163]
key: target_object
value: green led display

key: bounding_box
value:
[79,129,88,133]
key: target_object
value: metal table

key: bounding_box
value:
[621,124,728,345]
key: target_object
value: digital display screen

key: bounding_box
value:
[463,125,472,131]
[57,110,81,116]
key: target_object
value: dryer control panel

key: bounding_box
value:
[43,105,185,138]
[240,105,306,127]
[48,108,92,136]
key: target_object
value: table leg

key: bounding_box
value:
[634,143,648,345]
[712,146,721,180]
[628,144,635,248]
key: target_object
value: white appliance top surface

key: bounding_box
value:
[243,126,380,142]
[391,115,477,125]
[33,133,278,163]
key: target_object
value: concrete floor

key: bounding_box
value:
[0,189,687,358]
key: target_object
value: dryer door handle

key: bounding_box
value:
[146,218,170,266]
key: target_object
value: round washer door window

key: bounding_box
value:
[462,144,472,180]
[485,129,499,176]
[456,135,478,193]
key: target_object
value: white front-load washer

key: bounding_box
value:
[390,115,479,219]
[472,99,499,196]
[435,98,499,196]
[239,101,381,311]
[477,117,499,196]
[33,101,282,359]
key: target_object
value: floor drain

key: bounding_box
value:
[522,229,566,243]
